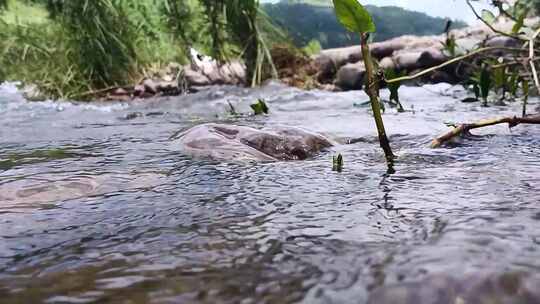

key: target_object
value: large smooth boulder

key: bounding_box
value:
[184,60,246,87]
[175,123,334,161]
[394,48,447,71]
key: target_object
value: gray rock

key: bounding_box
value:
[393,51,424,70]
[394,48,446,71]
[486,36,521,48]
[0,173,163,207]
[368,272,540,304]
[184,68,211,86]
[379,57,396,70]
[142,78,159,94]
[22,84,46,102]
[418,48,447,67]
[183,60,246,87]
[174,123,333,161]
[133,84,146,97]
[318,46,363,69]
[335,62,365,90]
[315,55,338,83]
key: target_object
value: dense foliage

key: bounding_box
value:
[0,0,282,98]
[263,1,467,49]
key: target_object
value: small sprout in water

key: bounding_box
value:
[479,66,491,106]
[442,34,457,57]
[473,83,480,100]
[251,99,269,115]
[522,78,529,117]
[332,154,344,172]
[227,101,238,116]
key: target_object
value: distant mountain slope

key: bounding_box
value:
[262,1,467,49]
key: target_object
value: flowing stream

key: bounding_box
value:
[0,81,539,303]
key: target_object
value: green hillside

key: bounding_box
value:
[262,1,467,49]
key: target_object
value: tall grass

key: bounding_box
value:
[53,0,138,88]
[0,20,89,97]
[0,0,288,99]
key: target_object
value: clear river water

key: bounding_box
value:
[0,81,539,303]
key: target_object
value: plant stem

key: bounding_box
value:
[360,33,394,165]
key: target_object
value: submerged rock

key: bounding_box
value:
[0,173,164,207]
[175,123,333,161]
[368,272,540,304]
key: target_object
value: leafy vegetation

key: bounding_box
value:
[331,0,540,153]
[0,0,283,99]
[263,0,467,49]
[251,99,270,115]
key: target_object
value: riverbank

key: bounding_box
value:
[6,14,539,103]
[69,17,540,101]
[314,17,540,91]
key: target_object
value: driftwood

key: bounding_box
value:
[431,114,540,148]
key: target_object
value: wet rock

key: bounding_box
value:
[317,46,363,69]
[335,62,365,90]
[486,36,521,48]
[184,68,211,86]
[142,78,159,94]
[315,55,338,83]
[368,272,540,304]
[133,84,144,96]
[22,84,46,102]
[185,59,246,87]
[0,173,163,207]
[429,70,454,83]
[418,48,447,67]
[393,51,424,71]
[394,48,446,71]
[105,87,131,101]
[174,123,333,162]
[372,35,441,59]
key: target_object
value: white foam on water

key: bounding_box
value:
[0,81,130,114]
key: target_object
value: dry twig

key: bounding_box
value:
[431,114,540,148]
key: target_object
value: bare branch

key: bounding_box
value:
[386,46,527,84]
[465,0,527,42]
[431,114,540,148]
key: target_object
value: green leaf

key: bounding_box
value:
[512,9,528,34]
[522,79,529,97]
[492,67,505,89]
[250,99,269,115]
[481,10,496,24]
[479,66,491,102]
[332,0,376,33]
[384,68,406,112]
[508,71,519,96]
[332,154,344,172]
[473,83,480,99]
